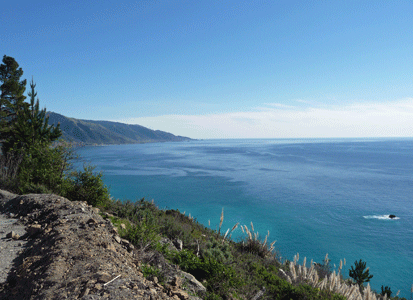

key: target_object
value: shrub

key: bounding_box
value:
[123,214,160,249]
[63,164,111,208]
[16,142,68,193]
[202,238,233,263]
[141,264,165,283]
[170,249,241,297]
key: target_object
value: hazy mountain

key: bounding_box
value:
[47,112,192,145]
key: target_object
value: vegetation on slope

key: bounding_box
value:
[101,198,408,300]
[47,111,192,145]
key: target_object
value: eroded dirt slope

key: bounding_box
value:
[0,191,202,300]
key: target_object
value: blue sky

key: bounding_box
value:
[2,1,413,138]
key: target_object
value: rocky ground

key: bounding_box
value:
[0,190,205,300]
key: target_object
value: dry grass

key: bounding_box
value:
[238,222,276,257]
[218,208,224,234]
[213,208,276,257]
[279,253,393,300]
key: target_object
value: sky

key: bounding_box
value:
[2,0,413,139]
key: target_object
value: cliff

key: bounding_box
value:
[0,190,204,300]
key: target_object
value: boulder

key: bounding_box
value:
[180,271,206,293]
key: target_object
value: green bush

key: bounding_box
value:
[141,264,165,283]
[16,142,68,193]
[170,249,241,298]
[63,164,111,208]
[123,215,160,249]
[202,238,233,263]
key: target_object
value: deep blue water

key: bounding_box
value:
[76,138,413,297]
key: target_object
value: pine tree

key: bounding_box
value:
[349,259,373,292]
[1,78,61,154]
[0,55,27,143]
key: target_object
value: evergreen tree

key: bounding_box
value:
[381,285,392,298]
[349,259,373,292]
[1,78,61,154]
[0,55,27,143]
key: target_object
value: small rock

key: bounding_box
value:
[173,239,183,251]
[121,238,130,246]
[172,275,181,287]
[105,243,117,252]
[27,224,42,236]
[120,223,126,230]
[80,288,90,297]
[114,235,122,244]
[150,288,157,295]
[6,231,20,240]
[95,283,102,290]
[95,271,112,283]
[127,243,135,252]
[87,218,98,225]
[156,283,163,289]
[172,290,189,300]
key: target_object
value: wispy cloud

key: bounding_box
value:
[117,98,413,139]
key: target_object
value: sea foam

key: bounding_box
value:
[363,215,400,220]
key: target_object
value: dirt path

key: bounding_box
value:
[0,213,28,284]
[0,189,26,285]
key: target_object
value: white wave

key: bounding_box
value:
[363,215,400,220]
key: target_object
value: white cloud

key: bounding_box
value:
[117,98,413,139]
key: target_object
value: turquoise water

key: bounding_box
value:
[76,138,413,297]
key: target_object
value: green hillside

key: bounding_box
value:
[47,112,192,145]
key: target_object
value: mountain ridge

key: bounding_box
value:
[47,112,192,145]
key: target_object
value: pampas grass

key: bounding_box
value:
[222,222,239,242]
[279,253,393,300]
[238,222,276,257]
[218,208,224,234]
[212,209,277,257]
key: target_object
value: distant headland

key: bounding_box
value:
[47,112,193,146]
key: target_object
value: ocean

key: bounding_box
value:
[76,138,413,297]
